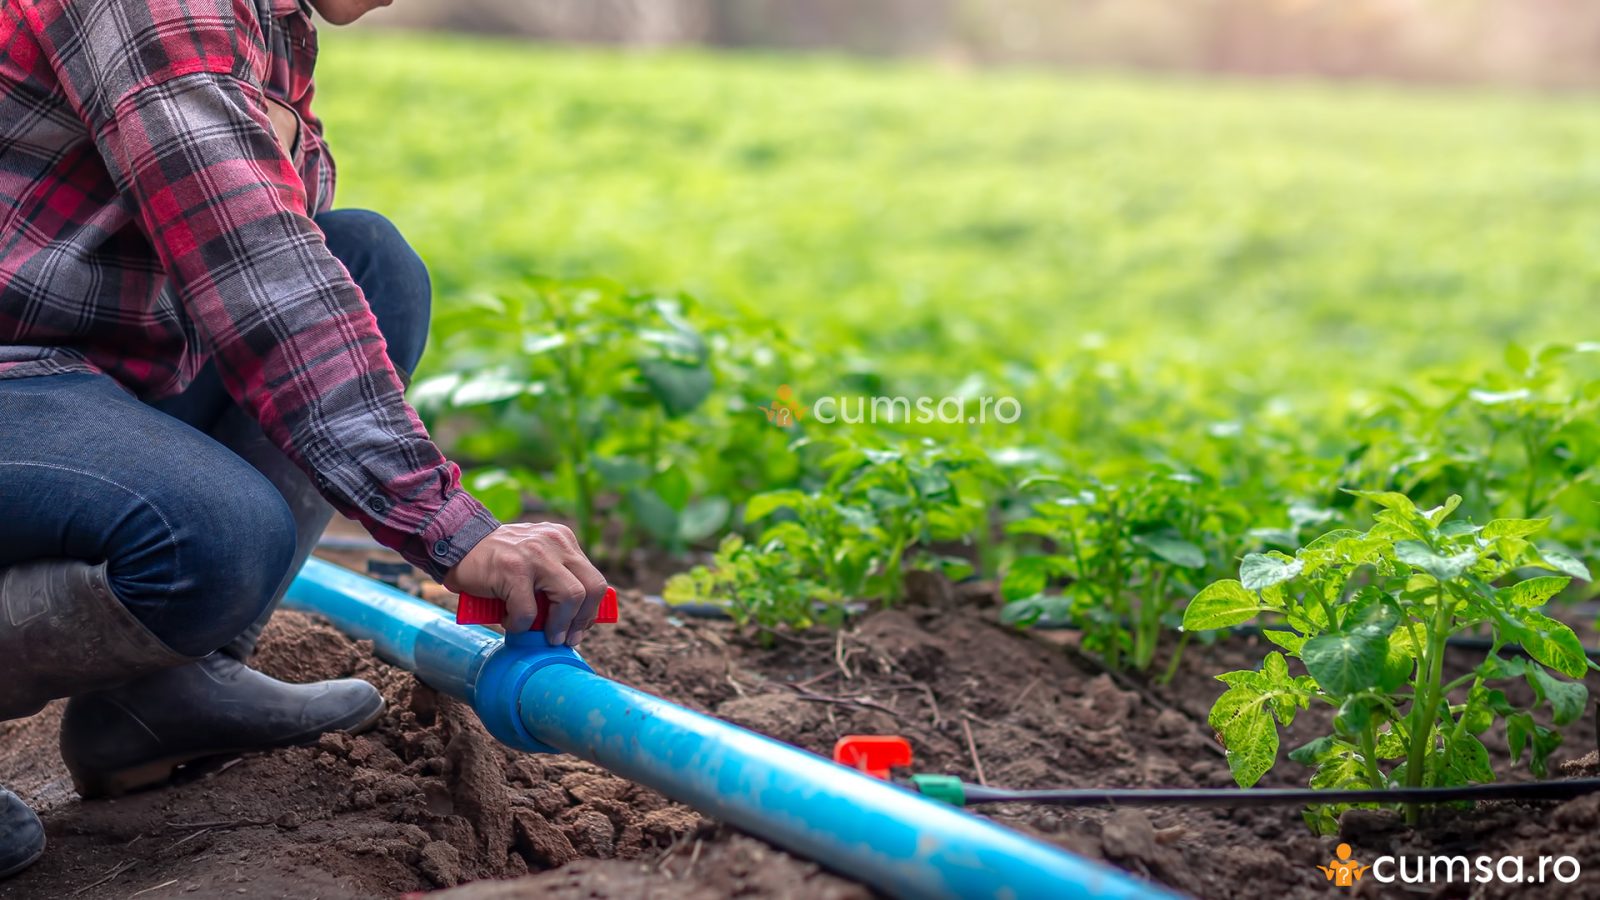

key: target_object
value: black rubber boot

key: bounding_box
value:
[59,653,383,798]
[0,560,193,721]
[0,790,44,880]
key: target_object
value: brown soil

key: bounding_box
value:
[2,561,1598,900]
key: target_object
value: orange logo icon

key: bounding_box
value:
[759,385,807,427]
[1317,843,1370,887]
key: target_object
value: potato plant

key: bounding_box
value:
[1000,471,1247,675]
[1183,491,1593,831]
[412,277,731,554]
[664,439,999,628]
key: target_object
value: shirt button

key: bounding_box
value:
[433,540,451,558]
[366,497,388,514]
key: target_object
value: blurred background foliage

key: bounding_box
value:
[363,0,1600,89]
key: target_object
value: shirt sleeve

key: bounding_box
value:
[25,0,498,578]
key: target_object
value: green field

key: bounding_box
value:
[319,32,1600,391]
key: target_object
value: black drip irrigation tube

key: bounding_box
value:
[933,778,1600,808]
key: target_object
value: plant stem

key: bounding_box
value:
[1159,631,1190,685]
[1402,586,1452,824]
[1523,429,1541,518]
[1358,721,1385,789]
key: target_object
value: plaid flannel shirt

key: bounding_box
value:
[0,0,499,578]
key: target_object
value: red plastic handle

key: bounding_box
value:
[833,735,913,779]
[457,586,619,629]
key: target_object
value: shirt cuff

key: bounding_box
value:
[413,489,501,581]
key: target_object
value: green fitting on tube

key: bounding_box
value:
[911,773,967,807]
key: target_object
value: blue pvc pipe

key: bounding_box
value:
[285,559,1176,900]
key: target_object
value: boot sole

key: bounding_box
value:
[0,840,45,882]
[71,694,386,799]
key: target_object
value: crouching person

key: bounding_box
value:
[0,0,609,879]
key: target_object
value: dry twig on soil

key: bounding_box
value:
[72,860,138,896]
[961,716,989,786]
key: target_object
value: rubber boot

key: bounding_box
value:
[58,408,385,799]
[59,653,384,798]
[0,790,45,880]
[0,560,194,721]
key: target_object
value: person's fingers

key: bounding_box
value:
[501,579,540,634]
[537,567,588,646]
[564,563,609,648]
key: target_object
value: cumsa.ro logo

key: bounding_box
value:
[758,384,807,427]
[1317,843,1369,887]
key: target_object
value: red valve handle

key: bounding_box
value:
[456,586,620,629]
[833,735,913,779]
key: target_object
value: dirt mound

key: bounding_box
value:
[2,571,1598,899]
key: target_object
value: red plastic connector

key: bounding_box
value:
[457,586,620,629]
[832,735,913,779]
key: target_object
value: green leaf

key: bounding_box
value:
[1208,685,1279,788]
[1287,735,1338,765]
[1507,712,1532,765]
[451,368,529,407]
[1001,555,1056,602]
[1445,733,1494,783]
[1344,490,1419,515]
[408,373,462,410]
[1394,541,1478,582]
[637,358,712,417]
[1482,518,1551,541]
[1375,729,1408,759]
[1526,666,1587,726]
[465,469,523,522]
[1182,580,1265,631]
[520,332,570,355]
[1501,575,1571,608]
[1424,495,1462,526]
[1529,724,1563,778]
[592,456,652,486]
[1301,632,1385,697]
[1239,552,1303,591]
[1378,634,1416,693]
[999,595,1072,628]
[1469,388,1531,406]
[1539,547,1592,581]
[1131,531,1205,569]
[1460,689,1494,734]
[745,490,805,523]
[1514,610,1590,679]
[1303,528,1364,553]
[628,487,680,543]
[1333,695,1379,737]
[1262,629,1307,655]
[679,497,731,543]
[1309,750,1367,791]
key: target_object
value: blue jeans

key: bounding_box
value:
[0,210,431,656]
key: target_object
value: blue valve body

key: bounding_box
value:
[471,630,594,753]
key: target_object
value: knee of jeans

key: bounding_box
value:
[321,209,432,379]
[110,472,297,655]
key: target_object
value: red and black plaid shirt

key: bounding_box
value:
[0,0,498,578]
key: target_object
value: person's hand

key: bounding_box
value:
[442,523,608,647]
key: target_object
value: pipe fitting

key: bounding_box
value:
[471,631,594,753]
